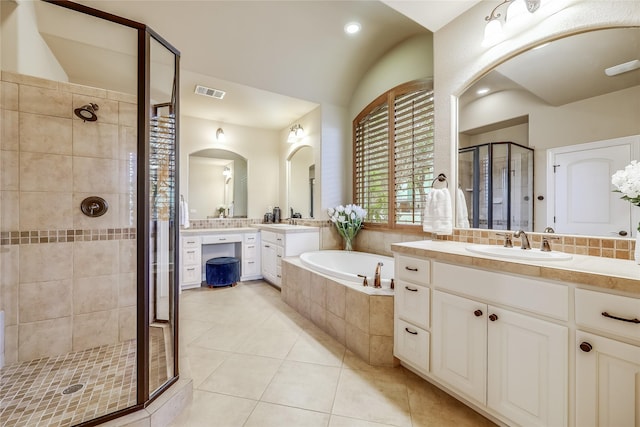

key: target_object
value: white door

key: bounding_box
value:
[432,291,487,405]
[576,331,640,427]
[487,306,568,427]
[550,138,632,237]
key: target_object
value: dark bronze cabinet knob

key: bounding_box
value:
[579,342,593,353]
[489,313,498,322]
[474,309,483,317]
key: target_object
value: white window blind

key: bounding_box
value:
[354,81,434,228]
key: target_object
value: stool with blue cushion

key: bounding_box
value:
[205,257,240,287]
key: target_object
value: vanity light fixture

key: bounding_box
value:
[216,127,226,142]
[483,0,543,47]
[287,124,305,143]
[605,59,640,76]
[344,22,361,35]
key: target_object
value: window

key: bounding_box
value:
[354,80,434,229]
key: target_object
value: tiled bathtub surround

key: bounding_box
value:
[0,71,138,364]
[281,259,396,367]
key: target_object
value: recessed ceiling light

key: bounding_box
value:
[344,22,361,35]
[477,87,490,95]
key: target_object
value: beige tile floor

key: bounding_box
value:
[171,281,497,427]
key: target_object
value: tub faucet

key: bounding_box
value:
[513,230,531,250]
[374,262,383,288]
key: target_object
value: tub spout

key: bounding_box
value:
[374,262,383,288]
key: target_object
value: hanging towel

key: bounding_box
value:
[423,188,453,235]
[180,199,190,228]
[456,188,470,228]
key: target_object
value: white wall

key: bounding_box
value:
[288,146,314,218]
[1,1,67,82]
[180,116,280,219]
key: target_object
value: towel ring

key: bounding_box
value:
[430,173,448,188]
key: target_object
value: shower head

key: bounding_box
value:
[74,103,99,122]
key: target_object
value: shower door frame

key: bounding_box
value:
[42,1,181,425]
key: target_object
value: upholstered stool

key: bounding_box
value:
[205,257,240,287]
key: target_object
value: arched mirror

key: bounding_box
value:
[188,149,247,218]
[457,27,640,236]
[288,145,315,218]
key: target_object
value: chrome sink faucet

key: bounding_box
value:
[513,230,531,250]
[374,262,383,288]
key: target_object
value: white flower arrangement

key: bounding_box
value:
[327,204,366,250]
[612,160,640,206]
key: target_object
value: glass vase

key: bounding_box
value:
[344,236,353,251]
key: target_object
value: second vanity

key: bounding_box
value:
[391,239,640,427]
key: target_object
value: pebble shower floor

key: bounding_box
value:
[0,331,168,427]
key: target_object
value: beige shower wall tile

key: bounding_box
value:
[1,149,19,190]
[119,158,137,194]
[118,101,137,127]
[0,245,19,287]
[19,113,72,154]
[19,316,72,361]
[73,309,118,351]
[1,191,19,231]
[119,239,137,273]
[73,156,119,193]
[74,240,119,278]
[108,91,136,104]
[73,120,119,158]
[60,82,107,98]
[119,193,136,228]
[20,243,73,283]
[119,272,136,307]
[2,282,17,326]
[3,71,58,89]
[20,191,73,230]
[74,275,118,314]
[19,84,72,118]
[4,325,18,365]
[73,95,118,125]
[1,81,18,110]
[119,306,137,342]
[119,125,137,160]
[72,192,119,229]
[1,109,18,150]
[19,279,72,322]
[20,152,72,192]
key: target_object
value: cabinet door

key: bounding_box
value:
[395,280,430,329]
[261,242,277,282]
[487,306,568,427]
[432,290,487,404]
[395,319,429,373]
[576,331,640,427]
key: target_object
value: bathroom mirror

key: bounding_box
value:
[288,145,315,218]
[188,149,247,218]
[457,27,640,236]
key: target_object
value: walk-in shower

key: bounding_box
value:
[0,1,180,426]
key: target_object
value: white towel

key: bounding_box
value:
[456,188,470,228]
[423,188,453,235]
[180,199,190,228]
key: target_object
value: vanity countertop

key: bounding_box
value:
[251,224,319,233]
[391,240,640,295]
[181,227,256,235]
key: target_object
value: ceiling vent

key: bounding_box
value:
[194,85,226,99]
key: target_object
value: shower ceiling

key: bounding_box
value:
[33,0,478,130]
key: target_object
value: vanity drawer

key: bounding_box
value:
[261,230,277,244]
[395,280,430,329]
[395,318,430,373]
[182,265,200,283]
[396,255,431,285]
[202,234,242,244]
[433,262,568,321]
[182,247,200,265]
[244,233,259,244]
[182,236,201,248]
[575,288,640,342]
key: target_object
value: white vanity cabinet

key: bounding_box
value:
[180,236,202,288]
[394,255,431,374]
[259,227,319,287]
[242,233,261,280]
[575,288,640,427]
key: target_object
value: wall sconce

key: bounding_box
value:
[222,166,232,183]
[287,124,305,143]
[483,0,543,46]
[216,127,226,142]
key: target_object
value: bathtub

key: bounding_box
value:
[299,250,395,291]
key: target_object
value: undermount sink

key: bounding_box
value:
[465,245,573,261]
